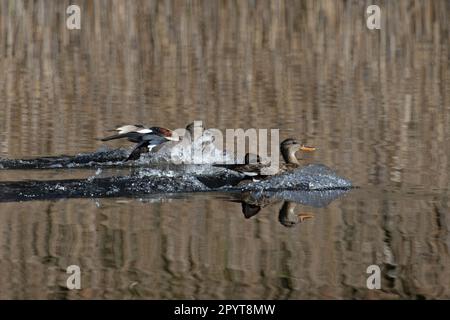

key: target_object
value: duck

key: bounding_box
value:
[100,125,179,161]
[216,138,315,178]
[217,153,268,177]
[183,121,217,157]
[184,121,205,141]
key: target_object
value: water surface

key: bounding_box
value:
[0,0,449,299]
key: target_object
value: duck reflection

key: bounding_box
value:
[278,202,314,227]
[241,200,314,227]
[228,188,348,227]
[238,197,314,227]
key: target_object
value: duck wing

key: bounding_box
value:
[125,140,150,161]
[101,132,144,142]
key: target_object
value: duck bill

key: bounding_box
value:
[300,145,316,152]
[166,134,180,141]
[298,213,314,222]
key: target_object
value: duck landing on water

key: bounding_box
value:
[100,125,179,161]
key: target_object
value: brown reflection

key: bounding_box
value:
[241,199,315,228]
[278,202,314,228]
[0,193,449,299]
[230,189,343,227]
[0,0,449,300]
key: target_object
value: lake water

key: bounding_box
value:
[0,0,449,299]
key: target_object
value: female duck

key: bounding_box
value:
[218,138,315,177]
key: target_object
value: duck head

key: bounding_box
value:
[150,127,180,141]
[280,138,315,164]
[185,121,205,140]
[278,202,314,227]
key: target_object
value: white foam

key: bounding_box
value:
[167,131,233,164]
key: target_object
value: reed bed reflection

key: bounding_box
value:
[0,193,449,299]
[0,0,449,299]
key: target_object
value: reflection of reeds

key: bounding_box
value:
[0,0,449,299]
[0,195,449,299]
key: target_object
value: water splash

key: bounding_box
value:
[239,164,353,191]
[166,131,233,164]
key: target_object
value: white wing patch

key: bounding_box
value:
[137,129,153,134]
[116,125,144,134]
